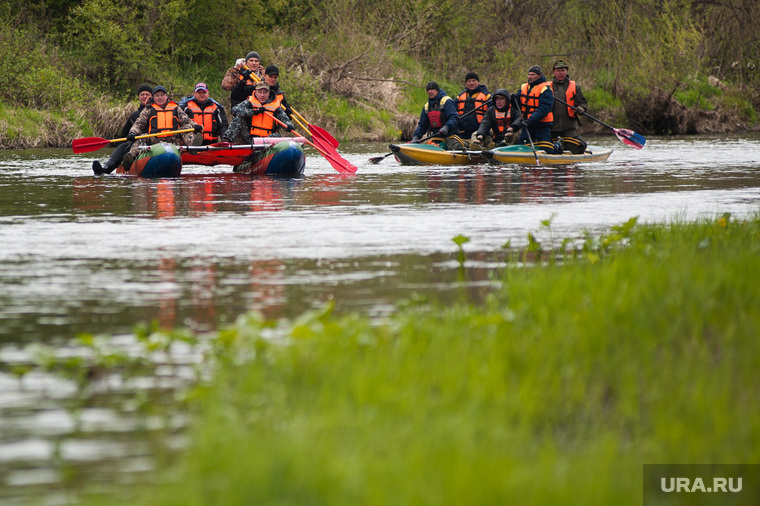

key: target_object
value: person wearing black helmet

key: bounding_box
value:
[470,88,522,150]
[93,83,153,175]
[548,59,589,154]
[410,81,460,148]
[514,65,563,154]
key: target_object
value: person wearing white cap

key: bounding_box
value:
[181,82,228,144]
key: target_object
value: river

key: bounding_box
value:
[1,134,759,503]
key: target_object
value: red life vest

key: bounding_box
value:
[456,90,490,124]
[248,94,284,137]
[148,102,179,136]
[548,81,578,118]
[424,95,453,129]
[519,82,553,123]
[186,100,219,142]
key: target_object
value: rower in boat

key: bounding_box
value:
[410,81,460,149]
[470,88,522,150]
[548,60,589,154]
[223,81,294,144]
[92,84,153,175]
[180,83,229,145]
[514,65,563,154]
[122,86,202,172]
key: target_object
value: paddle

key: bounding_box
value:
[72,129,195,154]
[521,120,540,166]
[508,94,540,165]
[553,97,646,149]
[265,112,357,174]
[180,137,308,152]
[369,132,439,164]
[245,69,341,149]
[369,98,494,164]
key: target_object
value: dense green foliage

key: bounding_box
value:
[1,0,759,143]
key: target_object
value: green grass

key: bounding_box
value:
[82,214,760,505]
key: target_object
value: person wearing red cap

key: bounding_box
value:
[181,82,228,145]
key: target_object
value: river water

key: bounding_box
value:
[1,134,759,503]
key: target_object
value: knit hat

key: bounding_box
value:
[246,51,261,61]
[465,72,479,82]
[254,81,270,90]
[426,81,440,91]
[553,60,569,69]
[137,83,152,95]
[265,65,279,76]
[152,85,168,94]
[528,65,543,75]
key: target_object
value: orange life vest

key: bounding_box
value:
[248,94,284,137]
[519,82,553,123]
[186,100,219,141]
[456,90,490,124]
[493,109,512,135]
[548,81,578,118]
[148,102,180,136]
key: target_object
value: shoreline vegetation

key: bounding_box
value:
[29,213,750,504]
[2,0,760,149]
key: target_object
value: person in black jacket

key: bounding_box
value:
[92,84,152,175]
[471,88,522,149]
[411,81,460,145]
[455,72,492,139]
[180,83,228,144]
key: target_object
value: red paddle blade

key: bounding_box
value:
[312,136,357,174]
[614,128,645,150]
[309,124,340,148]
[72,137,110,154]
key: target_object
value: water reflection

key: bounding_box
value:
[2,135,760,503]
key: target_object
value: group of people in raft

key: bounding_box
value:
[413,60,588,155]
[92,54,588,175]
[92,51,294,175]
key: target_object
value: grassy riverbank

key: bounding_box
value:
[86,214,760,505]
